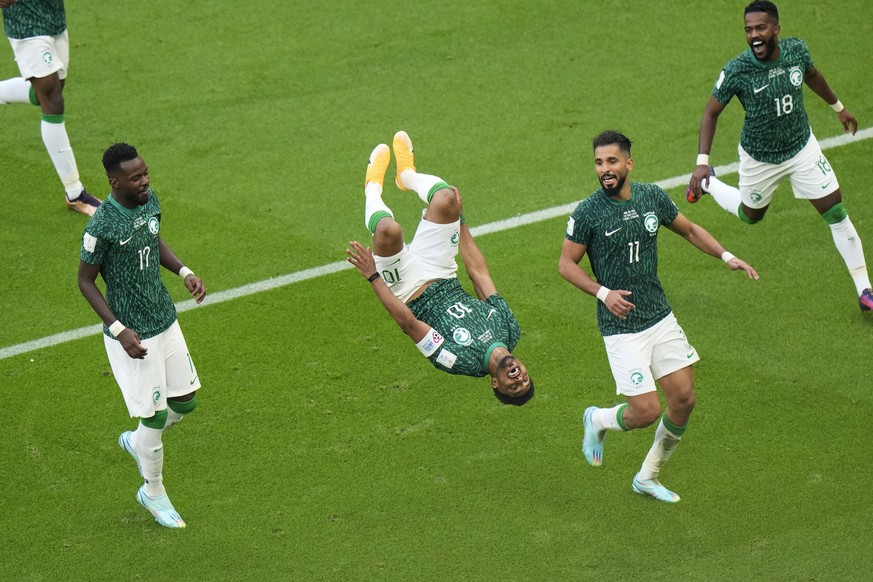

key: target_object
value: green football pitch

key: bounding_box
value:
[2,1,872,579]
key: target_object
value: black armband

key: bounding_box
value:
[367,272,380,283]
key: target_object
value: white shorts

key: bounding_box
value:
[602,312,700,397]
[104,320,201,418]
[374,215,460,303]
[7,31,69,80]
[738,133,839,209]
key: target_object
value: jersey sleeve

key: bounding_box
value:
[655,186,680,224]
[711,64,739,106]
[565,201,593,246]
[80,225,110,266]
[794,38,814,72]
[486,293,521,351]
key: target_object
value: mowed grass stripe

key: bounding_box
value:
[2,126,871,362]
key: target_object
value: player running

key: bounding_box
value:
[686,0,873,311]
[346,131,534,405]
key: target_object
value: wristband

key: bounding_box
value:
[109,320,126,338]
[596,286,611,302]
[696,154,710,166]
[721,251,736,263]
[459,213,466,225]
[367,272,380,283]
[179,266,194,279]
[830,100,844,113]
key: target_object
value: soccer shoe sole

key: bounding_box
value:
[392,130,415,191]
[581,406,604,467]
[136,486,186,528]
[366,143,390,187]
[632,475,681,503]
[118,431,143,478]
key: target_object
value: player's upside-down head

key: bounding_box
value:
[491,355,535,406]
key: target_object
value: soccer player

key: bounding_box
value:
[686,0,873,311]
[346,131,534,405]
[559,131,758,502]
[0,0,100,215]
[78,143,206,528]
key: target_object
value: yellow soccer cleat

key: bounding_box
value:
[392,130,416,191]
[365,143,391,188]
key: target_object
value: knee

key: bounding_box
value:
[374,218,402,243]
[673,390,696,416]
[429,188,461,217]
[630,399,662,428]
[35,85,64,114]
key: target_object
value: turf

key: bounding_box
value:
[1,0,872,580]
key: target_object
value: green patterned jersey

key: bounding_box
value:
[408,278,521,378]
[566,182,679,336]
[2,0,66,39]
[80,189,177,340]
[712,37,814,164]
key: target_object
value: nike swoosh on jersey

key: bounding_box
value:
[120,236,134,245]
[753,84,769,94]
[605,228,622,236]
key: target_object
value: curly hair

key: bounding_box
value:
[102,143,139,174]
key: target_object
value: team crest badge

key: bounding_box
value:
[152,390,161,405]
[450,231,460,245]
[789,67,803,87]
[453,327,473,346]
[630,369,644,386]
[644,214,659,233]
[42,51,53,66]
[148,217,160,235]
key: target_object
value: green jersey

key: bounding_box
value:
[80,189,177,340]
[565,182,679,337]
[408,278,521,378]
[2,0,66,39]
[712,37,814,164]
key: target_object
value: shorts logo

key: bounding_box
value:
[42,51,53,66]
[147,217,160,235]
[453,327,473,346]
[644,214,659,234]
[152,390,161,405]
[750,192,763,205]
[630,369,644,386]
[789,67,803,87]
[450,231,460,245]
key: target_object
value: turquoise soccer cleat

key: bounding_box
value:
[136,486,186,528]
[632,474,681,503]
[581,406,605,466]
[118,431,142,477]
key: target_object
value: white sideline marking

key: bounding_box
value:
[2,127,871,361]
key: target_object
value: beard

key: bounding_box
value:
[600,173,627,197]
[751,36,778,60]
[497,355,517,375]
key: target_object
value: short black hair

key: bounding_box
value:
[592,130,632,156]
[744,1,779,23]
[102,143,139,175]
[493,379,535,406]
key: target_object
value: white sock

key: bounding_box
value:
[400,170,445,205]
[0,77,31,104]
[704,175,741,218]
[637,417,682,481]
[163,409,185,432]
[40,119,83,198]
[591,404,626,431]
[829,216,872,294]
[132,423,166,497]
[364,182,393,233]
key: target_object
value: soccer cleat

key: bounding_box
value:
[365,143,390,188]
[136,485,186,528]
[685,165,715,203]
[860,288,873,311]
[66,188,102,216]
[118,431,143,477]
[581,406,605,466]
[632,474,681,503]
[392,130,416,191]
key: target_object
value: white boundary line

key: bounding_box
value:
[2,128,871,361]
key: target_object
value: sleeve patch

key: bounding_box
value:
[83,232,97,253]
[436,349,457,369]
[715,69,725,90]
[416,328,444,357]
[566,216,575,236]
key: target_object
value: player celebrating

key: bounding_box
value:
[686,0,873,311]
[560,131,758,502]
[78,143,206,528]
[0,0,101,215]
[346,131,534,405]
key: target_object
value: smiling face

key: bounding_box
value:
[744,11,780,61]
[109,156,151,208]
[594,144,633,198]
[491,355,532,399]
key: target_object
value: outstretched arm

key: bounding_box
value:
[558,238,636,320]
[346,240,432,343]
[804,66,857,135]
[158,237,206,303]
[77,260,148,358]
[665,212,759,280]
[688,95,726,197]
